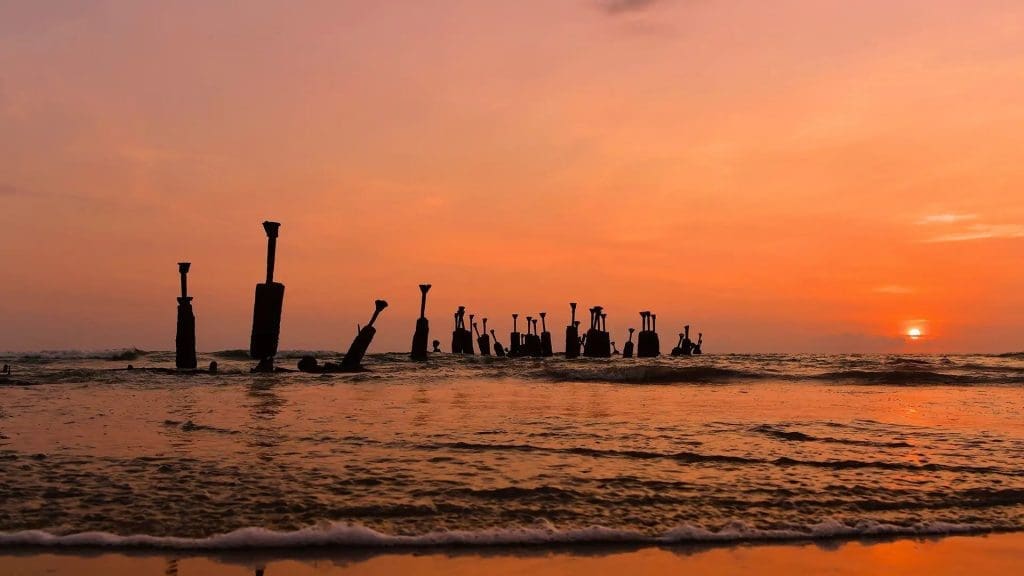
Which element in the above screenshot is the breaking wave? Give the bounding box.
[0,519,991,550]
[538,365,765,384]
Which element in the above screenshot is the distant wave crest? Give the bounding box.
[0,519,989,550]
[538,365,764,384]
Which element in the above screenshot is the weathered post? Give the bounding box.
[583,306,611,358]
[539,312,553,357]
[175,262,197,370]
[564,303,580,359]
[637,311,661,358]
[622,327,635,358]
[672,332,685,356]
[682,325,694,355]
[509,314,521,357]
[410,284,431,361]
[694,332,703,355]
[250,221,284,366]
[341,299,388,371]
[477,318,492,356]
[491,329,506,357]
[463,313,476,355]
[451,307,465,353]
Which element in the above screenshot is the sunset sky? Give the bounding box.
[1,0,1022,353]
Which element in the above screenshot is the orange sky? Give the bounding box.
[1,0,1023,353]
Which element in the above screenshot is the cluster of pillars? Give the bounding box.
[503,313,552,358]
[582,306,612,358]
[175,221,387,373]
[636,311,661,358]
[671,325,703,356]
[175,221,703,369]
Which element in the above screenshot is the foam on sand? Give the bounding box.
[0,519,989,550]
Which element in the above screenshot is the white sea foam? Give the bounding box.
[0,520,990,550]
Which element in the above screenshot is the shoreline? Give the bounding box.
[0,519,1001,551]
[3,532,1024,575]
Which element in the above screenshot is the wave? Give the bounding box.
[433,441,1013,475]
[537,366,1024,386]
[538,366,766,384]
[0,348,152,362]
[0,519,991,550]
[750,425,913,448]
[810,370,1024,385]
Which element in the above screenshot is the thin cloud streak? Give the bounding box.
[598,0,664,15]
[874,285,915,295]
[926,223,1024,243]
[918,213,978,224]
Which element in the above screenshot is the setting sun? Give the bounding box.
[907,328,923,339]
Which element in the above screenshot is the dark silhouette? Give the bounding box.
[623,328,635,358]
[464,314,476,355]
[341,299,387,371]
[208,361,218,374]
[410,284,431,361]
[523,316,542,357]
[490,329,506,357]
[637,311,661,357]
[694,332,704,354]
[524,313,540,354]
[476,318,492,355]
[297,355,320,372]
[673,325,695,355]
[175,262,198,370]
[452,308,474,354]
[250,221,284,365]
[682,325,694,355]
[539,312,553,357]
[432,339,441,353]
[509,313,522,357]
[1,364,9,375]
[565,303,580,359]
[672,332,685,356]
[611,341,620,355]
[583,306,611,357]
[451,307,467,353]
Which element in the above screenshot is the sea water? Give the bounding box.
[1,351,1023,548]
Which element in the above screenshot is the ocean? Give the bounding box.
[1,350,1023,550]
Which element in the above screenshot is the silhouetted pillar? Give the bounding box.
[637,311,660,358]
[451,307,465,353]
[509,314,521,357]
[463,314,476,355]
[410,284,431,361]
[341,299,387,370]
[694,332,703,355]
[623,328,635,358]
[672,333,685,356]
[564,303,580,359]
[539,312,553,357]
[491,330,506,357]
[682,325,694,355]
[175,262,197,370]
[651,314,660,356]
[477,318,492,355]
[583,306,611,358]
[250,221,284,364]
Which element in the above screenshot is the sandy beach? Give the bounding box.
[3,533,1024,575]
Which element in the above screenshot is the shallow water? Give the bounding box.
[1,351,1024,548]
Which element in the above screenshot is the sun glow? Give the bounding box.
[907,328,923,340]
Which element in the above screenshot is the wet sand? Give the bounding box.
[3,533,1024,576]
